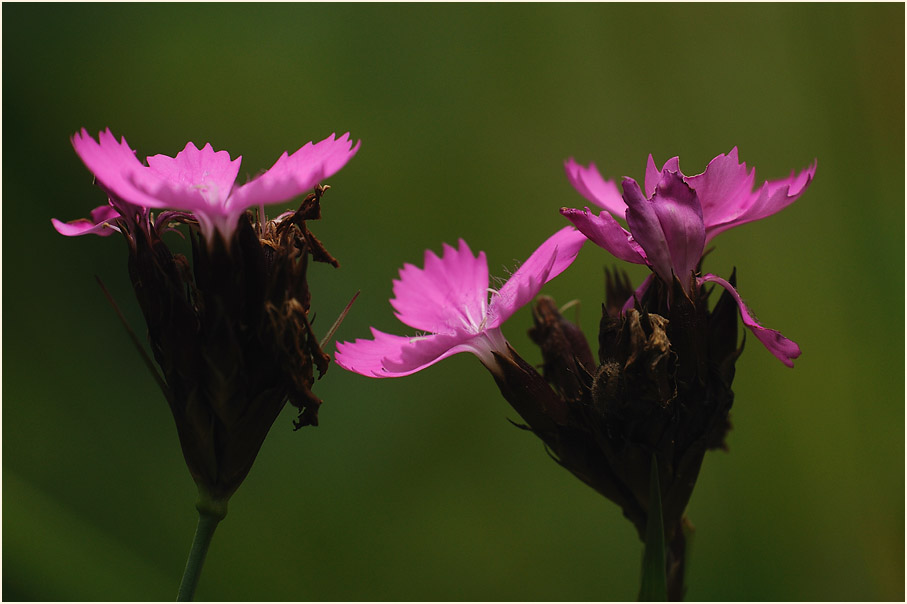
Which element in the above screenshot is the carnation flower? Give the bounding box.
[58,128,359,243]
[335,227,586,377]
[561,149,815,367]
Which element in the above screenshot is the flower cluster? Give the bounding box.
[55,129,359,505]
[336,147,814,598]
[57,128,814,599]
[337,148,813,379]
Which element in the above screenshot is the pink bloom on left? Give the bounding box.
[53,128,360,242]
[335,227,586,377]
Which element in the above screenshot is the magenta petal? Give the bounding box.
[560,206,645,265]
[144,142,242,211]
[390,239,489,333]
[644,155,680,198]
[645,155,660,198]
[72,130,237,239]
[229,133,360,211]
[684,148,756,240]
[622,177,675,284]
[564,158,626,217]
[623,173,705,290]
[700,274,801,367]
[663,157,680,173]
[334,328,478,377]
[131,143,243,241]
[488,226,587,327]
[71,129,168,210]
[708,159,817,240]
[649,171,705,287]
[51,204,121,237]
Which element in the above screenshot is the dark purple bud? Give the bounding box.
[528,296,595,404]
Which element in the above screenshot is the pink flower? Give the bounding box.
[562,147,815,246]
[561,149,815,367]
[335,227,587,377]
[62,128,360,242]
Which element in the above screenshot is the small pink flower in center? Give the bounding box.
[335,227,586,377]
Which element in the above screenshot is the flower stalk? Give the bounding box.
[177,493,228,601]
[639,455,667,602]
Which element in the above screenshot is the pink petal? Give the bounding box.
[700,274,801,367]
[564,158,626,217]
[71,129,169,209]
[72,130,239,240]
[51,204,121,237]
[707,159,817,240]
[129,143,243,241]
[228,133,360,211]
[560,206,645,265]
[488,226,587,327]
[645,155,680,198]
[623,173,704,291]
[144,142,242,211]
[390,239,489,334]
[334,327,478,378]
[649,171,705,288]
[683,148,756,241]
[622,177,675,284]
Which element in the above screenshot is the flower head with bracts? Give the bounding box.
[54,129,359,600]
[497,148,814,599]
[561,148,815,367]
[335,147,814,601]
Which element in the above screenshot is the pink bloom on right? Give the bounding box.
[561,148,816,367]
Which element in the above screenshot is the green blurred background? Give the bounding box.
[3,3,903,601]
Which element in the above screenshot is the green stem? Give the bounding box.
[639,455,667,602]
[177,495,228,601]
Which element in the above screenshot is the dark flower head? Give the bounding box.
[55,129,359,504]
[492,272,741,544]
[115,187,340,502]
[487,149,815,593]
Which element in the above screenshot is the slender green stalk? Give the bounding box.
[639,455,667,602]
[177,495,228,601]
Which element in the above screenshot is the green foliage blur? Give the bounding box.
[3,3,903,601]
